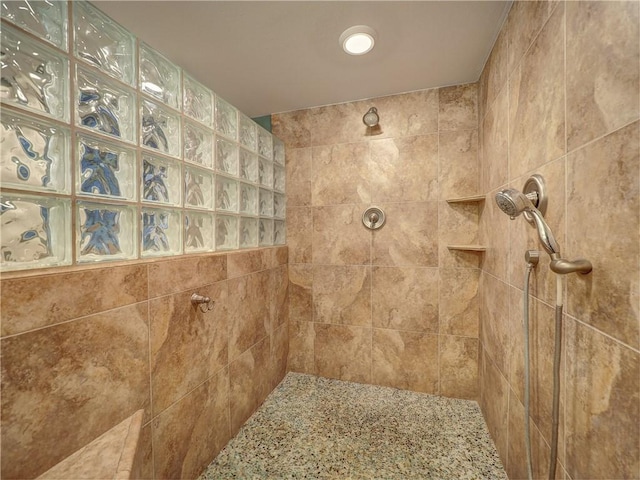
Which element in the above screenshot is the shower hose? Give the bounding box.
[523,260,562,480]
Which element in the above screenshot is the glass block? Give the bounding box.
[1,0,68,51]
[76,133,136,202]
[239,148,259,183]
[259,188,273,217]
[274,164,286,193]
[214,96,237,140]
[215,136,238,176]
[0,193,71,271]
[238,113,257,152]
[184,121,213,168]
[183,74,212,126]
[215,214,238,250]
[259,157,274,188]
[239,182,258,215]
[73,1,136,85]
[215,175,238,213]
[139,42,181,109]
[274,220,286,245]
[184,211,214,253]
[274,192,286,219]
[141,154,182,207]
[1,24,69,121]
[141,99,181,158]
[1,110,70,194]
[259,218,273,247]
[273,137,285,165]
[184,165,213,210]
[239,217,258,249]
[141,207,182,257]
[77,201,137,263]
[257,126,273,159]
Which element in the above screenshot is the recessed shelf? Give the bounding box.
[446,195,485,204]
[447,245,487,252]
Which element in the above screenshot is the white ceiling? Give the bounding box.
[94,1,511,118]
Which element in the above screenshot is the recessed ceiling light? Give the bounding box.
[339,25,377,56]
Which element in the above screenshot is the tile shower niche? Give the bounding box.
[0,0,286,272]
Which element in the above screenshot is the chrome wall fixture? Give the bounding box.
[362,206,385,230]
[362,107,379,127]
[191,293,215,312]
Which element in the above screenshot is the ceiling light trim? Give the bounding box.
[339,25,377,56]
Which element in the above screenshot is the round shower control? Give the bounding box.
[362,206,385,230]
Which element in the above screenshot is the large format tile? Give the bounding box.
[288,264,312,323]
[481,88,508,193]
[0,265,147,336]
[371,266,438,332]
[152,369,230,480]
[479,272,510,377]
[312,204,371,265]
[439,268,479,337]
[439,201,482,269]
[314,323,371,383]
[439,83,478,132]
[287,320,315,374]
[271,323,289,389]
[285,147,312,206]
[508,4,565,180]
[479,347,509,470]
[148,255,227,298]
[372,328,439,394]
[439,335,478,400]
[1,303,150,479]
[286,206,313,264]
[312,142,370,205]
[479,27,508,120]
[150,282,228,416]
[566,122,639,349]
[373,89,439,139]
[369,134,438,203]
[227,250,268,279]
[438,130,478,200]
[272,110,312,149]
[372,202,438,267]
[566,0,639,151]
[270,265,289,332]
[564,317,640,479]
[313,265,371,327]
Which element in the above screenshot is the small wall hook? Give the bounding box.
[191,293,215,313]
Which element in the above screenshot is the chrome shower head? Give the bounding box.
[363,107,379,127]
[495,188,560,257]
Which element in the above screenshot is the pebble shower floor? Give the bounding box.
[199,373,507,479]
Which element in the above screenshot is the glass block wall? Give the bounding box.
[0,1,286,272]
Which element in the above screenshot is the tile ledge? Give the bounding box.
[37,410,144,480]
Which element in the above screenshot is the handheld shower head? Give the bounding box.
[495,188,560,257]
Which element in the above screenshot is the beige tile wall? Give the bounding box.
[273,84,481,400]
[478,1,639,479]
[0,246,288,479]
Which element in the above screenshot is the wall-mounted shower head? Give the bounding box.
[495,188,560,257]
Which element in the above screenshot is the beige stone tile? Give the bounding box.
[506,0,559,75]
[0,303,150,480]
[372,328,438,394]
[152,369,230,480]
[567,1,639,151]
[479,27,508,119]
[132,424,153,480]
[285,147,312,206]
[310,101,369,146]
[229,338,272,433]
[272,110,312,148]
[228,270,270,361]
[313,265,371,327]
[150,282,228,416]
[509,4,565,179]
[263,245,288,270]
[271,323,289,389]
[439,130,478,200]
[439,268,479,337]
[148,254,226,298]
[479,346,509,470]
[370,134,438,203]
[372,202,438,267]
[438,201,482,269]
[314,323,371,383]
[564,317,640,479]
[440,335,478,400]
[312,142,370,205]
[479,272,510,377]
[227,249,268,278]
[312,204,371,265]
[372,266,438,332]
[479,188,511,282]
[286,206,312,264]
[373,89,439,139]
[481,88,508,192]
[289,264,312,323]
[270,265,289,331]
[439,83,478,132]
[288,320,315,374]
[0,264,147,336]
[566,122,639,349]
